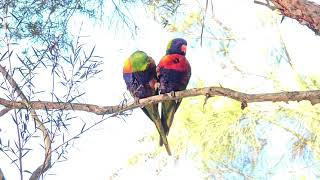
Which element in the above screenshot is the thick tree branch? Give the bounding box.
[255,0,320,35]
[0,168,4,180]
[1,87,320,117]
[0,65,52,180]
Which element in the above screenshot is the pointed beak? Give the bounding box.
[181,44,187,54]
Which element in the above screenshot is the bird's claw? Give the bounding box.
[155,82,160,89]
[134,97,140,105]
[169,91,175,97]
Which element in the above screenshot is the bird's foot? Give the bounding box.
[169,91,175,97]
[155,82,160,90]
[134,97,140,105]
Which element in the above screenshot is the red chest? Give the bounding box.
[157,54,191,72]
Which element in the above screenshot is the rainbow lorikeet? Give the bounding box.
[157,38,191,146]
[123,50,172,155]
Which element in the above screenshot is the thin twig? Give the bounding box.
[278,32,294,68]
[52,113,117,153]
[13,109,23,180]
[254,0,277,11]
[0,107,11,116]
[261,118,320,155]
[200,0,209,46]
[0,65,52,180]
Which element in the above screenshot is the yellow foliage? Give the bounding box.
[256,8,282,26]
[295,73,320,90]
[175,96,249,162]
[277,101,320,157]
[167,11,201,32]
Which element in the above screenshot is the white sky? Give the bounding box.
[1,0,320,179]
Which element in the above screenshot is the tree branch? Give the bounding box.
[1,87,320,117]
[0,168,5,180]
[256,0,320,35]
[0,65,52,180]
[0,107,11,117]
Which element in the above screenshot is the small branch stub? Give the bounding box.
[203,93,212,109]
[241,101,248,110]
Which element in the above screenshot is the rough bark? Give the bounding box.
[258,0,320,35]
[1,87,320,117]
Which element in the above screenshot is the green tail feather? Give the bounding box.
[142,104,172,155]
[159,100,181,146]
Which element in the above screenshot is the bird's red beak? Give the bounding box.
[181,44,187,54]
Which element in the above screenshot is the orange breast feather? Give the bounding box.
[123,58,132,73]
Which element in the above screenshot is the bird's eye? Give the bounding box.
[173,58,179,63]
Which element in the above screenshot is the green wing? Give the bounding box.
[159,100,181,146]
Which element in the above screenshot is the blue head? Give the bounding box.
[166,38,187,56]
